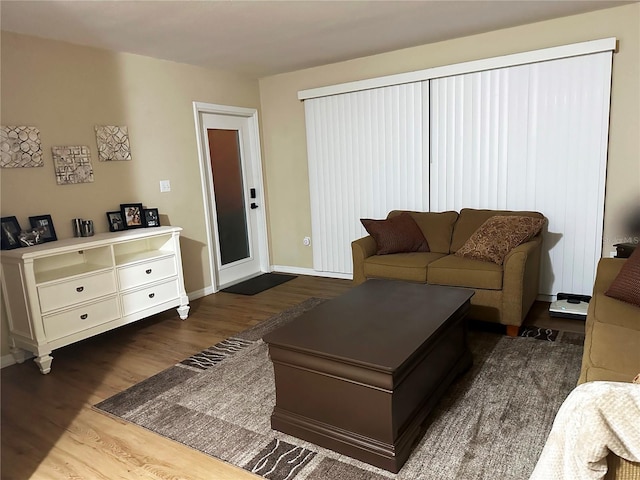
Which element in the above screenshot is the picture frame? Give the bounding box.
[143,208,160,227]
[29,214,57,243]
[18,227,45,247]
[106,211,126,232]
[1,216,22,250]
[120,203,144,229]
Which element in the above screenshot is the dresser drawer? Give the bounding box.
[42,296,120,341]
[38,270,117,314]
[121,279,179,316]
[117,256,177,291]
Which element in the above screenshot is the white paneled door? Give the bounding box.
[194,103,269,290]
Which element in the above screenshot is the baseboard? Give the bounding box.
[537,294,556,302]
[1,353,17,369]
[271,265,352,280]
[188,286,215,301]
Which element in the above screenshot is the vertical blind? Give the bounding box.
[305,82,429,274]
[304,49,612,297]
[430,52,612,295]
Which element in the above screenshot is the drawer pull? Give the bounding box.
[149,293,155,298]
[80,314,88,320]
[146,269,152,274]
[76,286,84,292]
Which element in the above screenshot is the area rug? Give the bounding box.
[221,273,297,295]
[96,299,584,480]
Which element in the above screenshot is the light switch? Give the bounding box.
[159,180,171,193]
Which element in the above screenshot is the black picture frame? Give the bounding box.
[106,211,126,232]
[120,203,144,229]
[143,208,160,227]
[29,215,57,243]
[1,216,22,250]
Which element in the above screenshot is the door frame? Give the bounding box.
[193,101,269,292]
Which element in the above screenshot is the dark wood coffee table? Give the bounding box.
[263,279,474,473]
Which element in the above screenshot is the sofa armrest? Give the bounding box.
[501,236,543,326]
[593,258,626,294]
[351,236,377,285]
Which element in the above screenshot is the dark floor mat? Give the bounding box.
[221,273,297,295]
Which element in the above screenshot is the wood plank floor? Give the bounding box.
[1,276,584,480]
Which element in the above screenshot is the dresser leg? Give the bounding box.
[34,354,53,374]
[177,304,190,320]
[10,347,32,364]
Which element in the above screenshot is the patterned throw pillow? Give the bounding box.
[360,213,430,255]
[455,215,545,265]
[606,247,640,307]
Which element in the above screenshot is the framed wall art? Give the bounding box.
[52,145,94,184]
[1,126,44,168]
[95,125,132,161]
[120,203,143,229]
[29,215,57,243]
[1,216,22,250]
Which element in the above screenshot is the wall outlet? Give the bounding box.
[303,236,311,246]
[609,250,617,258]
[159,180,171,193]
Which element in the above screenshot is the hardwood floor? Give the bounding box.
[0,276,583,479]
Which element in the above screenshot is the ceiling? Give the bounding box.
[0,0,632,77]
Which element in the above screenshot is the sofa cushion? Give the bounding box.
[427,254,503,290]
[388,210,458,254]
[450,208,544,253]
[588,321,640,378]
[605,248,640,307]
[582,367,639,384]
[361,213,429,255]
[593,292,640,331]
[364,252,446,282]
[455,215,545,265]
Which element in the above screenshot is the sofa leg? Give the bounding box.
[505,325,519,337]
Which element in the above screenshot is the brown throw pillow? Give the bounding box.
[455,215,545,265]
[360,213,429,255]
[606,247,640,307]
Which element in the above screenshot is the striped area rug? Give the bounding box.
[96,299,583,480]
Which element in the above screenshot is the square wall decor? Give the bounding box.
[95,125,132,161]
[0,126,44,168]
[52,145,94,184]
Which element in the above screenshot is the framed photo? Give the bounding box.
[29,215,57,243]
[120,203,143,229]
[1,216,22,250]
[106,211,126,232]
[18,228,45,247]
[143,208,160,227]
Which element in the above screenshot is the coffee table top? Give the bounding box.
[263,279,473,372]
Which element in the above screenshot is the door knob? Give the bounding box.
[250,203,259,209]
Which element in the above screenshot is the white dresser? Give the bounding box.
[1,226,189,374]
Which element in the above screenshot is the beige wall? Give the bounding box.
[259,3,640,269]
[0,32,261,357]
[2,5,639,360]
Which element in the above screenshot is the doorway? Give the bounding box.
[193,102,268,290]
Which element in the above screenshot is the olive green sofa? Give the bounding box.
[578,257,640,480]
[351,208,545,335]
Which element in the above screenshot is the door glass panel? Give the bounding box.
[207,129,250,265]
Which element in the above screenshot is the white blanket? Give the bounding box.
[530,381,640,480]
